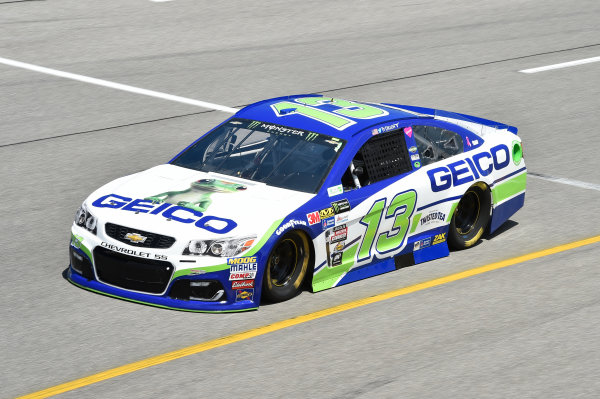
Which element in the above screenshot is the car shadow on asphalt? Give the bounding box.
[484,219,519,241]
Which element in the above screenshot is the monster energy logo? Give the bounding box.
[306,132,318,141]
[247,121,260,129]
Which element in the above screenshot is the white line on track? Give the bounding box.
[519,56,600,73]
[0,56,238,113]
[529,173,600,192]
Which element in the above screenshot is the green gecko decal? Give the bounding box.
[146,178,246,212]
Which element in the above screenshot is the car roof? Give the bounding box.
[234,94,431,139]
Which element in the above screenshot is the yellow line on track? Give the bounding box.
[17,234,600,399]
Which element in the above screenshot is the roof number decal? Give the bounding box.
[271,97,388,131]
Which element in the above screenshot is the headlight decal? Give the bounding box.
[74,204,98,235]
[184,236,256,257]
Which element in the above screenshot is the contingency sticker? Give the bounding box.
[327,184,343,197]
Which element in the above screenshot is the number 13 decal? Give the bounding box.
[357,190,417,262]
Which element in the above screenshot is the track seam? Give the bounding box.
[1,42,598,149]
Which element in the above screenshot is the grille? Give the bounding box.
[105,223,176,249]
[94,247,174,294]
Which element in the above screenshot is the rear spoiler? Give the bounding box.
[381,103,519,136]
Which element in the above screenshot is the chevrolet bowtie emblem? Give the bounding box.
[124,232,147,243]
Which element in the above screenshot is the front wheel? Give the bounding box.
[262,230,310,302]
[448,183,491,250]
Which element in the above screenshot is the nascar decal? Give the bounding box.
[228,256,258,280]
[92,194,237,234]
[414,237,431,251]
[428,144,510,192]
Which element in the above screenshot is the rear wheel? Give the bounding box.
[262,230,310,302]
[448,183,491,250]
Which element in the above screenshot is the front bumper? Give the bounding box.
[69,226,261,312]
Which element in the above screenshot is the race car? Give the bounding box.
[68,95,526,312]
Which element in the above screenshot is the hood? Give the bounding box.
[85,164,314,240]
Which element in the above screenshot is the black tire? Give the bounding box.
[448,183,491,250]
[262,230,310,302]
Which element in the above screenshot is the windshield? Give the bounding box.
[171,119,345,193]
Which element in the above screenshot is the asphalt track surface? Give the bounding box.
[1,1,599,398]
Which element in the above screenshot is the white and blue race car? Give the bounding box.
[69,95,526,312]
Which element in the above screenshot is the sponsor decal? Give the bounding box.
[334,212,349,226]
[319,207,335,219]
[276,219,307,235]
[473,139,479,145]
[247,121,261,129]
[230,272,257,281]
[404,126,413,138]
[466,136,472,147]
[330,251,343,266]
[331,199,351,214]
[306,211,321,225]
[409,146,418,153]
[322,217,335,229]
[420,211,446,227]
[306,132,319,141]
[124,232,147,244]
[414,161,421,168]
[372,122,400,135]
[92,194,237,235]
[235,289,254,302]
[232,280,254,290]
[433,233,446,245]
[329,224,347,243]
[413,237,431,251]
[190,269,206,275]
[228,257,258,280]
[334,242,344,251]
[71,234,83,249]
[99,242,167,260]
[327,184,343,197]
[427,144,510,192]
[410,154,420,161]
[260,123,306,137]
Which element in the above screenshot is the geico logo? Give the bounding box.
[227,257,257,265]
[427,144,510,192]
[91,194,237,234]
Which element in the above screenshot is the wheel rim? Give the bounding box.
[454,190,481,235]
[268,238,299,287]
